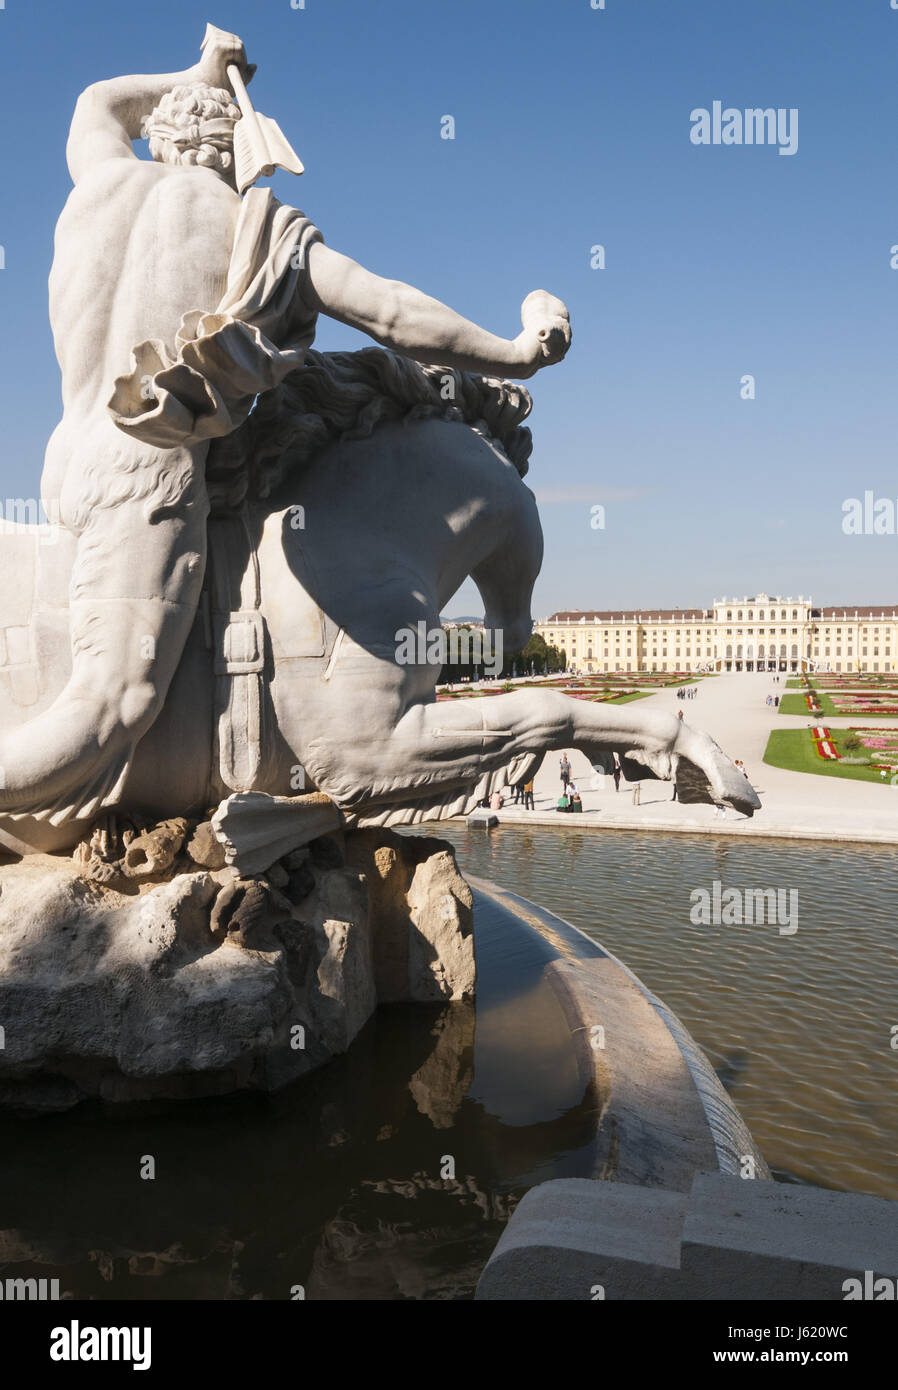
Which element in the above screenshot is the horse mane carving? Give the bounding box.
[206,347,534,513]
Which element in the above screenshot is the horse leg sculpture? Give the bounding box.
[343,688,760,814]
[213,687,759,872]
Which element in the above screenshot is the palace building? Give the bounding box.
[534,594,898,675]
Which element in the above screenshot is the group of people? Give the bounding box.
[482,777,535,812]
[557,753,584,812]
[765,694,780,708]
[677,686,697,701]
[481,743,749,822]
[512,779,536,810]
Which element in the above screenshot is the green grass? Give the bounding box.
[763,729,895,784]
[786,676,897,692]
[778,689,898,719]
[778,693,816,715]
[603,691,654,704]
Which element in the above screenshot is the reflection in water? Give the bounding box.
[0,893,596,1300]
[421,824,898,1200]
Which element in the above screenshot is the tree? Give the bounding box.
[500,632,564,678]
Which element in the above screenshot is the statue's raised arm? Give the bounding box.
[65,25,253,183]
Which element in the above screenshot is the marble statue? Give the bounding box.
[0,21,758,861]
[0,23,761,1105]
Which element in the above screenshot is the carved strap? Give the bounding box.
[206,511,268,792]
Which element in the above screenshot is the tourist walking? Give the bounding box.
[612,758,622,792]
[560,754,572,791]
[523,778,535,810]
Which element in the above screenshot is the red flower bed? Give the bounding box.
[811,726,838,759]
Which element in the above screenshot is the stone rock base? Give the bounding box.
[0,825,474,1111]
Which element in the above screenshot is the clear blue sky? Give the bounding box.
[1,0,896,618]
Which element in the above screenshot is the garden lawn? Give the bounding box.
[778,693,817,715]
[778,690,898,719]
[763,729,896,784]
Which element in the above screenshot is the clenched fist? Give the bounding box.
[198,22,255,91]
[514,290,572,376]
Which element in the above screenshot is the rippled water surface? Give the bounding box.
[0,892,596,1301]
[423,824,898,1199]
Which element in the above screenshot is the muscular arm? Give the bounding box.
[65,26,251,184]
[303,242,567,381]
[66,64,206,183]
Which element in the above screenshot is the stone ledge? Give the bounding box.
[469,877,768,1191]
[477,1172,898,1300]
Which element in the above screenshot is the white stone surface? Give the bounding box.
[0,23,575,840]
[477,1172,898,1300]
[0,828,473,1109]
[0,26,764,874]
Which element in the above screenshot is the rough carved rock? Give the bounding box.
[122,817,189,880]
[345,828,475,1002]
[186,819,227,870]
[0,828,475,1110]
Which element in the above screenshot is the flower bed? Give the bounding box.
[828,694,898,716]
[809,724,898,771]
[811,726,839,759]
[848,727,898,766]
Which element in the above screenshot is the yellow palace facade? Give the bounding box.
[535,594,898,675]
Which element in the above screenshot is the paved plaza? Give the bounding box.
[489,673,898,843]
